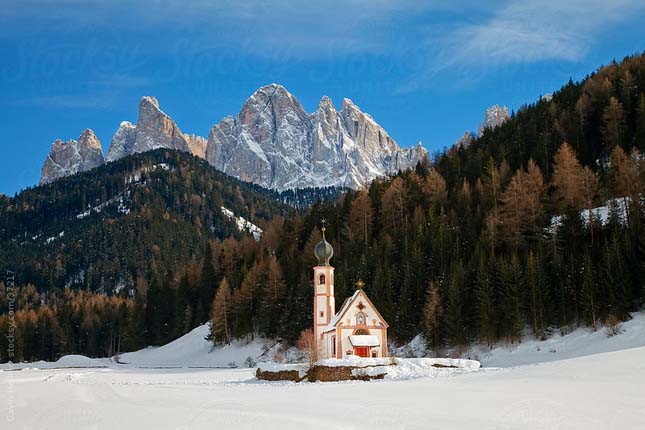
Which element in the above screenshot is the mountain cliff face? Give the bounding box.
[40,85,428,190]
[206,84,428,190]
[39,129,105,185]
[105,96,200,162]
[478,104,510,137]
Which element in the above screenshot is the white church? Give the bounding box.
[313,223,389,359]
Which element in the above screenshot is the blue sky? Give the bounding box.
[1,0,644,195]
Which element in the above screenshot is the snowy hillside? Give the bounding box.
[396,311,645,367]
[118,324,271,368]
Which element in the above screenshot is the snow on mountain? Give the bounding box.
[41,86,427,189]
[546,197,631,234]
[206,84,429,190]
[39,129,105,185]
[106,96,205,162]
[478,104,510,137]
[105,121,136,162]
[221,206,263,240]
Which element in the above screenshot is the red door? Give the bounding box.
[354,347,370,357]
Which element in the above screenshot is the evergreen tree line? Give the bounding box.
[2,52,645,362]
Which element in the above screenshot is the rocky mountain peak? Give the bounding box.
[105,96,205,162]
[478,104,510,136]
[40,129,105,185]
[140,96,160,110]
[40,86,428,191]
[78,129,102,150]
[207,84,428,190]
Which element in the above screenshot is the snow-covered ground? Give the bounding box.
[472,312,645,367]
[396,311,645,368]
[117,324,269,368]
[1,347,644,429]
[2,314,645,429]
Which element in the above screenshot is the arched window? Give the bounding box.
[319,274,326,285]
[354,328,369,335]
[356,312,366,326]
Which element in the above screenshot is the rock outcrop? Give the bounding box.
[206,84,429,190]
[42,86,428,190]
[40,129,105,185]
[478,104,510,137]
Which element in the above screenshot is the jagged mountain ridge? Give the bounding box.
[207,84,428,190]
[39,85,429,190]
[39,129,105,185]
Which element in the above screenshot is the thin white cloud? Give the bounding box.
[0,0,459,58]
[405,0,645,89]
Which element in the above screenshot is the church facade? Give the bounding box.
[313,224,389,360]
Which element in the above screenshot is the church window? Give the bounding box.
[332,336,336,356]
[319,274,326,285]
[356,312,366,325]
[354,328,368,335]
[320,311,324,318]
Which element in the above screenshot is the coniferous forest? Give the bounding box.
[2,52,645,362]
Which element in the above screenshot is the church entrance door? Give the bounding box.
[354,347,370,357]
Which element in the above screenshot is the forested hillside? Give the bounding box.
[2,53,645,363]
[205,52,645,349]
[0,149,292,292]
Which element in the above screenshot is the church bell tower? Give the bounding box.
[313,220,335,344]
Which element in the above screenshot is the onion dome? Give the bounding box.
[314,224,334,266]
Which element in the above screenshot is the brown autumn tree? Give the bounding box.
[296,328,318,365]
[233,259,265,338]
[347,190,373,244]
[259,255,287,338]
[209,277,232,345]
[552,142,586,212]
[498,160,545,239]
[423,283,443,356]
[422,169,448,206]
[602,96,625,150]
[381,177,407,233]
[609,146,639,198]
[581,166,599,241]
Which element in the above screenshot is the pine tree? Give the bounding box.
[208,277,232,345]
[233,259,264,338]
[259,256,286,339]
[499,256,523,342]
[422,282,443,355]
[346,191,374,245]
[602,96,625,151]
[444,261,467,346]
[422,169,448,208]
[525,251,545,339]
[552,142,586,213]
[197,243,217,324]
[475,256,496,346]
[581,253,598,330]
[498,160,544,240]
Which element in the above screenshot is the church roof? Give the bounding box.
[349,335,380,347]
[323,288,389,333]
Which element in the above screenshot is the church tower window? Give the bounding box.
[319,274,325,285]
